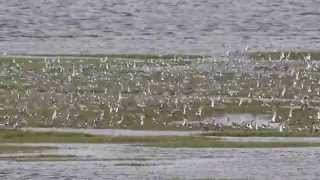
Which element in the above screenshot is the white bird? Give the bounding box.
[106,63,109,70]
[183,104,187,115]
[281,87,286,97]
[304,53,311,61]
[13,122,19,129]
[196,106,203,117]
[306,61,312,70]
[238,98,244,106]
[279,123,284,132]
[133,61,137,69]
[295,72,300,80]
[117,115,124,125]
[308,86,312,93]
[67,75,72,82]
[280,52,285,61]
[289,107,293,119]
[210,98,215,108]
[114,106,119,113]
[71,63,76,75]
[182,118,188,127]
[118,92,123,103]
[26,89,30,96]
[247,91,251,98]
[66,112,70,121]
[256,79,260,88]
[293,81,297,88]
[272,111,277,123]
[140,114,145,127]
[52,109,57,121]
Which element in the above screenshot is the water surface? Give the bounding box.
[1,0,320,55]
[1,143,320,179]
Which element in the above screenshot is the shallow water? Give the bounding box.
[1,0,320,55]
[1,143,320,179]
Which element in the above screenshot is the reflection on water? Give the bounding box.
[1,143,320,179]
[1,0,320,54]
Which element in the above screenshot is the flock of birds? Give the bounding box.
[0,53,320,132]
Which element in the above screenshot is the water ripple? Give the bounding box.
[0,0,319,54]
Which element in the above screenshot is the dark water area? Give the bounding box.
[1,0,320,55]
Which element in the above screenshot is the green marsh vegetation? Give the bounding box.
[1,129,320,148]
[0,129,113,143]
[202,130,320,137]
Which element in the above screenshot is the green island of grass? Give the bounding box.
[2,129,320,148]
[201,130,320,137]
[0,129,113,143]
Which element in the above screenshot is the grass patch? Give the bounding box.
[1,130,320,148]
[0,129,112,143]
[202,130,320,137]
[5,54,207,60]
[0,129,215,144]
[0,144,55,154]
